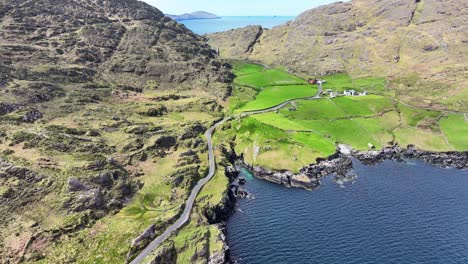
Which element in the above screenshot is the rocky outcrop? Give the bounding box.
[241,153,353,191]
[65,168,139,213]
[300,153,354,179]
[152,135,177,150]
[21,109,43,123]
[149,241,177,264]
[0,102,21,115]
[242,145,466,191]
[250,165,319,190]
[209,25,264,59]
[208,224,230,264]
[353,145,468,169]
[180,123,206,140]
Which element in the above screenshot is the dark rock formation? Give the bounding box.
[208,25,264,59]
[22,109,43,123]
[208,224,230,264]
[65,168,139,213]
[0,102,21,115]
[149,241,177,264]
[243,145,466,191]
[142,105,168,117]
[152,135,177,150]
[180,123,206,140]
[131,224,156,248]
[353,145,468,169]
[250,165,319,190]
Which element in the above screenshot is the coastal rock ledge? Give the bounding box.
[240,145,467,191]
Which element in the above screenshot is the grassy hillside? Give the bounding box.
[228,63,468,172]
[208,0,468,111]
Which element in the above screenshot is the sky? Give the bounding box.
[143,0,340,16]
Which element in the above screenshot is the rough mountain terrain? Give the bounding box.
[0,0,232,262]
[208,0,468,111]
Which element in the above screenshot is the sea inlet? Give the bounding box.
[227,159,468,264]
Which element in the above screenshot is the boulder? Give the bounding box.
[153,135,177,149]
[22,109,43,123]
[68,178,89,192]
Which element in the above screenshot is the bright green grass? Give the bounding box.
[440,114,468,150]
[232,117,328,171]
[252,113,379,150]
[232,61,265,76]
[292,119,380,150]
[229,85,258,112]
[333,95,395,116]
[352,112,401,145]
[321,74,354,92]
[196,168,229,207]
[290,132,336,156]
[235,69,306,89]
[331,97,375,116]
[229,62,466,173]
[172,221,209,264]
[237,85,316,112]
[280,99,348,120]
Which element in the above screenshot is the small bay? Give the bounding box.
[227,160,468,264]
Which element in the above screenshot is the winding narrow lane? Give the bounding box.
[130,84,322,264]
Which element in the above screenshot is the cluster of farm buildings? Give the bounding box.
[308,79,368,98]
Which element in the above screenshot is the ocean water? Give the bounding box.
[227,160,468,264]
[180,16,295,35]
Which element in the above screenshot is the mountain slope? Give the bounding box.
[0,0,232,99]
[208,0,468,110]
[0,0,231,262]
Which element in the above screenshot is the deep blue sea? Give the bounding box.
[179,16,295,35]
[227,160,468,264]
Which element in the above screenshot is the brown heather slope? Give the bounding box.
[0,0,233,262]
[208,0,468,111]
[0,0,232,98]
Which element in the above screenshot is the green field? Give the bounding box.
[230,62,316,113]
[320,74,387,94]
[235,69,305,88]
[440,114,468,150]
[238,85,316,112]
[228,63,468,171]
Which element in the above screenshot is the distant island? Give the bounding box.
[166,11,220,21]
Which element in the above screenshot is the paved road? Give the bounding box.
[130,84,322,264]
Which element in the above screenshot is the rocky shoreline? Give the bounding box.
[238,145,467,191]
[204,144,468,263]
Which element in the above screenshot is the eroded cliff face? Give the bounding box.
[208,0,468,110]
